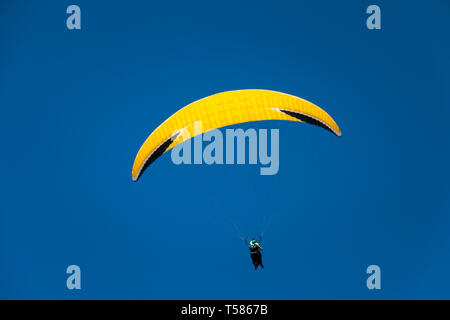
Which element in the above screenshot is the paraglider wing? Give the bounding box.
[132,89,341,181]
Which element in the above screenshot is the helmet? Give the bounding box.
[250,239,256,245]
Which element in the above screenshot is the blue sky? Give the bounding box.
[1,0,449,299]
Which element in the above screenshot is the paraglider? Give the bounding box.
[131,89,341,181]
[131,89,342,270]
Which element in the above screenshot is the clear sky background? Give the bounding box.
[1,0,449,299]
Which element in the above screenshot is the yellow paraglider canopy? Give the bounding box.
[132,89,341,181]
